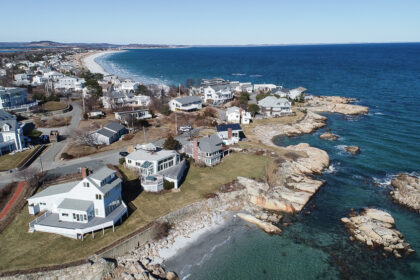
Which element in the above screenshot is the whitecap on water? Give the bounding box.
[232,73,246,76]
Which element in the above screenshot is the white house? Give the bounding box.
[216,124,243,145]
[0,110,25,155]
[115,109,152,124]
[226,106,252,124]
[101,92,151,109]
[169,96,202,112]
[14,74,33,86]
[92,122,128,145]
[54,76,85,91]
[289,87,307,100]
[118,79,139,93]
[125,145,187,191]
[27,166,127,239]
[43,71,65,81]
[0,87,37,111]
[31,75,46,86]
[258,96,292,117]
[203,86,234,104]
[0,69,6,76]
[254,84,277,93]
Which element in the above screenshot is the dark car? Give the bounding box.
[119,152,129,157]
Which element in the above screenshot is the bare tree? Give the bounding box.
[16,167,47,189]
[72,128,98,149]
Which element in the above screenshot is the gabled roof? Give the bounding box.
[104,122,126,132]
[89,166,115,181]
[57,198,92,212]
[216,124,242,132]
[126,148,177,162]
[29,181,77,199]
[198,134,223,153]
[95,127,116,138]
[173,96,202,105]
[258,96,290,108]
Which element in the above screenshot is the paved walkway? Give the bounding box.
[0,181,25,219]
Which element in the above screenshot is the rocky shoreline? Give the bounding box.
[341,208,414,258]
[390,174,420,212]
[252,95,369,146]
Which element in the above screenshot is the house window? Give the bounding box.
[84,214,87,220]
[96,194,102,200]
[84,182,90,187]
[73,213,76,219]
[62,213,68,217]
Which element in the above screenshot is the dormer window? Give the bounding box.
[83,182,90,187]
[2,124,11,132]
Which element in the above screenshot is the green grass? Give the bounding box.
[0,148,36,171]
[0,152,270,272]
[24,129,42,139]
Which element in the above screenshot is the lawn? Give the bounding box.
[0,148,36,172]
[0,152,270,272]
[42,101,67,111]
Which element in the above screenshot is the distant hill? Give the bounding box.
[0,41,186,49]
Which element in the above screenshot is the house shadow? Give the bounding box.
[121,177,142,214]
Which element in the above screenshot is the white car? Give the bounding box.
[180,125,192,132]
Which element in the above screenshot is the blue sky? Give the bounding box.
[1,0,419,45]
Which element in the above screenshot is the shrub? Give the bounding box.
[119,157,126,165]
[163,135,180,150]
[163,180,175,190]
[123,134,134,141]
[160,104,171,116]
[61,152,74,160]
[153,222,172,241]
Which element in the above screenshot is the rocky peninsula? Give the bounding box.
[390,174,420,212]
[306,96,369,115]
[341,208,414,258]
[252,95,369,146]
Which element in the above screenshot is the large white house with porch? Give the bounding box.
[27,167,127,239]
[258,96,292,117]
[125,144,187,192]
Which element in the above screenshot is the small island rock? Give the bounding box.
[345,146,361,155]
[320,132,339,140]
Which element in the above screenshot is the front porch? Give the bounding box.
[28,202,128,240]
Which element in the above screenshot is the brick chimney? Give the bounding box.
[82,167,89,179]
[193,140,198,161]
[228,128,232,139]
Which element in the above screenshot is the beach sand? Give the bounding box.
[82,50,124,75]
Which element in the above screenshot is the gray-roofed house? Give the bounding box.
[92,122,128,145]
[0,109,25,155]
[258,96,292,117]
[169,96,202,112]
[27,166,127,239]
[183,134,228,166]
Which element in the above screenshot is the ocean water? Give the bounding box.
[99,44,420,279]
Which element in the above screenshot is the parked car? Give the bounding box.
[119,152,129,157]
[180,125,192,132]
[40,134,49,143]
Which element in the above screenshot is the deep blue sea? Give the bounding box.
[98,44,420,279]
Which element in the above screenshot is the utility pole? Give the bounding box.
[39,155,43,172]
[175,113,178,135]
[82,93,86,113]
[143,126,146,143]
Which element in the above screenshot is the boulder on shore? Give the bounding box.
[345,146,360,155]
[341,208,414,258]
[390,174,420,212]
[237,213,282,235]
[320,132,339,140]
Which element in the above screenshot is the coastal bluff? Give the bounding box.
[238,143,329,213]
